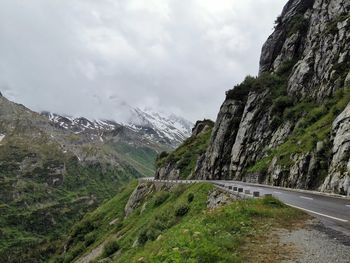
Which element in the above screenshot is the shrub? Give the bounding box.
[187,193,194,203]
[102,240,120,257]
[71,220,96,241]
[84,232,97,247]
[271,96,293,114]
[137,226,162,245]
[226,76,255,100]
[175,204,190,217]
[287,14,309,36]
[153,192,170,207]
[137,229,149,245]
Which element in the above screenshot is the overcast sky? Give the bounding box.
[0,0,287,122]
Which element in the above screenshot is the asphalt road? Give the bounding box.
[143,178,350,236]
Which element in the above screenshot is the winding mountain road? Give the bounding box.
[143,178,350,237]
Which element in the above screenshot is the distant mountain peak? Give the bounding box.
[42,107,193,148]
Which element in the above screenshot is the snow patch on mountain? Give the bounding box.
[42,108,193,148]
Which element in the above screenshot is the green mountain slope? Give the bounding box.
[0,95,162,262]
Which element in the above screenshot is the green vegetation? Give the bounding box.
[156,126,213,179]
[0,135,146,262]
[248,88,350,178]
[103,240,120,257]
[111,142,158,177]
[56,182,306,263]
[287,14,309,36]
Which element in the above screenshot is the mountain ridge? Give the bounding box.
[42,107,193,149]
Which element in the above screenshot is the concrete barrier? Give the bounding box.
[244,190,251,195]
[233,187,238,191]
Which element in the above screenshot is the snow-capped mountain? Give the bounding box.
[126,108,193,147]
[42,108,193,148]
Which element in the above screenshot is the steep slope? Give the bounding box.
[155,120,214,180]
[0,94,165,262]
[52,181,305,263]
[193,0,350,195]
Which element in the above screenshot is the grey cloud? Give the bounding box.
[0,0,287,122]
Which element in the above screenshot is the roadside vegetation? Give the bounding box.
[54,182,306,263]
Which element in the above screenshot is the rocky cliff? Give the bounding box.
[194,0,350,196]
[158,0,350,196]
[155,120,214,180]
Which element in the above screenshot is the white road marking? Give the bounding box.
[286,203,348,223]
[346,205,350,208]
[273,191,282,194]
[300,196,313,200]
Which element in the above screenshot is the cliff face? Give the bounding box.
[155,120,214,180]
[193,0,350,196]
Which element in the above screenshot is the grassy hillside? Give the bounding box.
[0,134,145,262]
[55,181,306,263]
[0,96,160,262]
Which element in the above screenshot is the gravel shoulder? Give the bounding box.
[279,219,350,263]
[242,219,350,263]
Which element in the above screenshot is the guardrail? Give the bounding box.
[139,178,272,199]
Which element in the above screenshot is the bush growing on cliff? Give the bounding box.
[175,203,190,217]
[271,96,294,114]
[102,240,120,257]
[187,193,195,203]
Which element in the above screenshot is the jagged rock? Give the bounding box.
[262,0,350,101]
[269,121,294,148]
[345,71,350,86]
[322,102,350,195]
[207,189,235,209]
[192,119,214,137]
[194,94,247,180]
[124,183,154,217]
[155,163,180,180]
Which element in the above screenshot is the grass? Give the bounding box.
[57,182,306,263]
[0,134,144,262]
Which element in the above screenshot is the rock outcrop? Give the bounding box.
[191,0,350,196]
[155,120,214,180]
[321,102,350,195]
[124,183,154,217]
